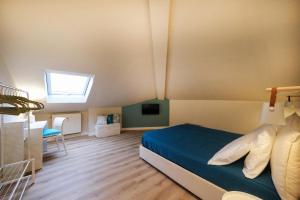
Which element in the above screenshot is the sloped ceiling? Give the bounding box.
[0,56,13,85]
[0,0,156,112]
[166,0,300,101]
[0,0,300,112]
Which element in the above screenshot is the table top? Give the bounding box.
[30,120,47,130]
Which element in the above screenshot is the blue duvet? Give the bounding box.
[141,124,280,200]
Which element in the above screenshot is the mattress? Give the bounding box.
[141,124,280,200]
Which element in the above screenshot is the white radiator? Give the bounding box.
[52,113,81,135]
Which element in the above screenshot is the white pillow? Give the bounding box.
[271,114,300,200]
[96,116,107,125]
[207,126,264,165]
[284,102,300,118]
[285,113,300,132]
[242,125,276,179]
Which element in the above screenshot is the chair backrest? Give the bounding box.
[52,117,66,134]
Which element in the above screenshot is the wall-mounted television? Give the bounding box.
[142,104,159,115]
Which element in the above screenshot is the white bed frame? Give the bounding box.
[139,145,226,200]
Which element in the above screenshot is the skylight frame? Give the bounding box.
[44,70,94,103]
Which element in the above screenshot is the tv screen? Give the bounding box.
[142,104,159,115]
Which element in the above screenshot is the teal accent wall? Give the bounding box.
[122,99,169,128]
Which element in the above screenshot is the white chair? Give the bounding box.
[43,117,67,154]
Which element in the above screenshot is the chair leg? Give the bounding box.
[43,138,48,153]
[56,136,60,151]
[61,134,67,155]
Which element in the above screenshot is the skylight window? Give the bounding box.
[45,70,94,103]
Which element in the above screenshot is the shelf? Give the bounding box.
[0,176,30,200]
[0,160,31,200]
[0,84,35,200]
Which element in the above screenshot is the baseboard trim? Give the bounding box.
[121,126,168,131]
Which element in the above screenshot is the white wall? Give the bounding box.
[170,100,264,134]
[0,57,14,86]
[34,106,121,135]
[35,111,89,134]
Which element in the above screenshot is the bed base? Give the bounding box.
[139,145,226,200]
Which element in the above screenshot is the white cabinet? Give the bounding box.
[95,123,121,138]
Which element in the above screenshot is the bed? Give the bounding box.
[139,124,280,200]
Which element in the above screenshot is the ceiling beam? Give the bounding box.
[149,0,170,100]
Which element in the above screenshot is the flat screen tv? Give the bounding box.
[142,104,159,115]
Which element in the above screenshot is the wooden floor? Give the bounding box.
[24,131,198,200]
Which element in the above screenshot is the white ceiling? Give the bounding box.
[0,0,300,112]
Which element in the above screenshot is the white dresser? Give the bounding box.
[95,123,121,138]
